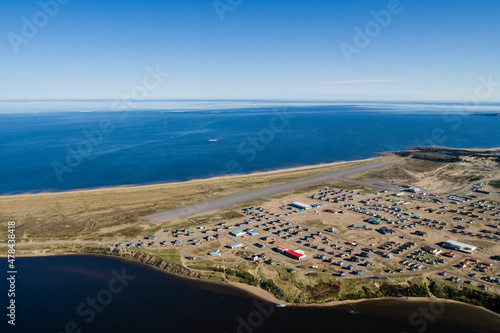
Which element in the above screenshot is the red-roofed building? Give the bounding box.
[277,246,288,254]
[285,249,306,260]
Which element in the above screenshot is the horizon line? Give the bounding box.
[1,99,500,105]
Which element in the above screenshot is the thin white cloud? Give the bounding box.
[318,78,398,84]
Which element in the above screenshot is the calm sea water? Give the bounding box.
[1,255,499,333]
[0,106,499,194]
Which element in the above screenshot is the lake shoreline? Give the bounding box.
[6,252,500,318]
[2,146,499,318]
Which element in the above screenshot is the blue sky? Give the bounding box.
[1,0,500,101]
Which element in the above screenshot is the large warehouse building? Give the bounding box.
[443,240,476,254]
[229,230,246,237]
[291,202,312,210]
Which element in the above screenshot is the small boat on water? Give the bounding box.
[275,304,287,308]
[208,139,218,142]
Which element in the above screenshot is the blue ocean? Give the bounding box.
[1,103,499,194]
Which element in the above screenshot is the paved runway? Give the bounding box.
[146,161,391,222]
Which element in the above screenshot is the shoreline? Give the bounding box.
[2,146,499,316]
[213,280,500,318]
[2,145,499,199]
[6,252,500,317]
[0,156,380,198]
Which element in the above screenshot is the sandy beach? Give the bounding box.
[2,147,499,317]
[0,157,379,199]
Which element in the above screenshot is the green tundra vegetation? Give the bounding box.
[429,279,500,314]
[395,147,500,164]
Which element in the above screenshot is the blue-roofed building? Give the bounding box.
[229,230,246,237]
[227,242,243,249]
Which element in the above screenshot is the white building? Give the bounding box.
[227,242,243,249]
[229,230,246,237]
[209,250,221,257]
[443,240,476,254]
[291,202,312,210]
